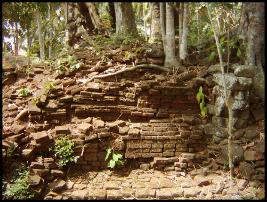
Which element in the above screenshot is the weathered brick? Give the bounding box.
[154,127,167,132]
[152,143,163,149]
[141,143,151,148]
[162,151,174,157]
[142,149,150,153]
[151,148,162,153]
[141,126,153,131]
[164,143,175,149]
[128,128,140,135]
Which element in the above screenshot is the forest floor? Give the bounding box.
[2,42,265,200]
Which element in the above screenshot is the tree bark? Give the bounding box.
[108,2,116,30]
[114,3,137,36]
[85,3,103,32]
[36,11,45,60]
[63,3,69,45]
[179,3,183,57]
[164,3,178,67]
[179,3,189,60]
[14,22,19,56]
[150,3,161,43]
[240,2,265,101]
[48,3,53,59]
[160,3,166,52]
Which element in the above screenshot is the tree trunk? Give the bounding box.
[178,3,183,58]
[179,3,189,60]
[160,2,166,52]
[27,31,31,67]
[240,2,265,101]
[14,22,19,56]
[114,3,137,36]
[85,3,103,32]
[36,11,45,60]
[63,3,69,45]
[108,2,116,30]
[150,3,161,43]
[164,3,178,67]
[48,3,53,59]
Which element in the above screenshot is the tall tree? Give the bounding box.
[108,2,116,30]
[160,3,166,52]
[150,3,161,43]
[239,2,265,101]
[178,3,183,55]
[85,3,103,32]
[114,3,137,35]
[48,2,53,58]
[36,9,45,60]
[179,3,189,61]
[164,2,178,67]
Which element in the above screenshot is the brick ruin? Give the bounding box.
[24,69,209,174]
[3,61,264,198]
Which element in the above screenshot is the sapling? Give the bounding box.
[207,3,235,179]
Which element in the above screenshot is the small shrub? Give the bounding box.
[4,167,34,200]
[52,137,77,167]
[17,87,31,97]
[105,148,124,169]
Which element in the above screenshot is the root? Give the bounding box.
[15,109,28,121]
[86,64,169,83]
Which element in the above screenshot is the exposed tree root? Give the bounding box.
[86,64,169,83]
[15,109,28,121]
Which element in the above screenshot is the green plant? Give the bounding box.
[52,137,77,167]
[196,86,207,118]
[54,55,83,74]
[6,142,18,158]
[17,87,31,97]
[44,81,55,92]
[4,167,34,200]
[105,148,124,169]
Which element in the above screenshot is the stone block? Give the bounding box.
[77,123,93,134]
[55,126,70,134]
[31,131,50,144]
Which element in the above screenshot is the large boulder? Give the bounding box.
[221,143,244,165]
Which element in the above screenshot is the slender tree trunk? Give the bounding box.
[207,4,234,179]
[14,22,19,56]
[63,3,69,45]
[114,2,137,36]
[179,3,183,59]
[143,4,147,40]
[150,3,161,43]
[36,11,45,60]
[180,3,189,60]
[196,7,200,44]
[108,2,116,31]
[164,2,178,67]
[48,3,53,59]
[160,2,166,52]
[27,31,31,67]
